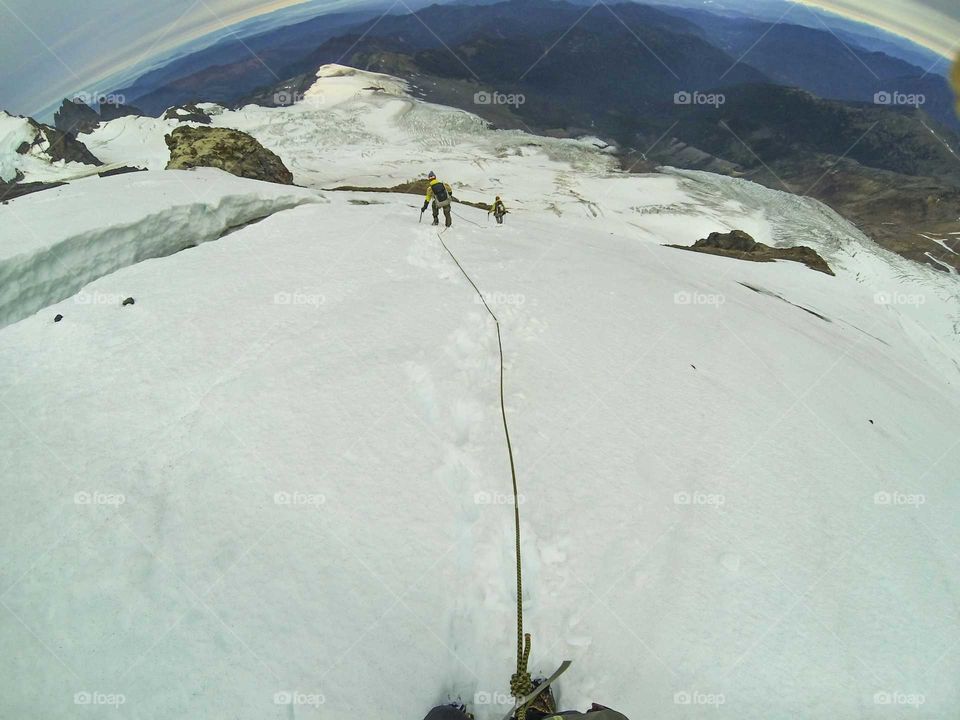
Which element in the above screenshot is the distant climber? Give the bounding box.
[422,171,453,227]
[489,196,507,225]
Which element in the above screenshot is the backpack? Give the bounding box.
[431,181,449,203]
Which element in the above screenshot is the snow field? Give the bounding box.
[1,64,958,720]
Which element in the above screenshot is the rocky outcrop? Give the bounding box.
[53,99,100,137]
[53,97,143,136]
[668,230,835,275]
[26,119,103,166]
[698,229,758,252]
[164,126,293,184]
[162,103,213,124]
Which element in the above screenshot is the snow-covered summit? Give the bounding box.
[1,64,958,720]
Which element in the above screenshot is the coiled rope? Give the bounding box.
[435,230,534,719]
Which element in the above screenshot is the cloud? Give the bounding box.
[0,0,327,115]
[802,0,960,58]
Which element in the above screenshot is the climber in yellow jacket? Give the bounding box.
[421,171,453,227]
[489,196,507,225]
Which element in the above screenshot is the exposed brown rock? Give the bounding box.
[165,126,293,184]
[668,230,835,275]
[328,179,489,210]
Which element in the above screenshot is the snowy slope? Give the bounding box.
[1,65,959,720]
[0,168,321,328]
[83,65,960,364]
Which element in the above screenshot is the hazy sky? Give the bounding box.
[0,0,957,116]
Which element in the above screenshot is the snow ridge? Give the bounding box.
[0,168,321,327]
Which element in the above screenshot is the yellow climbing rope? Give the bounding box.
[435,230,533,719]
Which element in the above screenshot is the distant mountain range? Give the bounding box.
[110,0,954,123]
[652,0,951,73]
[665,7,958,130]
[112,10,382,114]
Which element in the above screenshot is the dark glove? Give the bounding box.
[421,202,428,212]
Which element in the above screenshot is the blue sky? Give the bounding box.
[0,0,958,117]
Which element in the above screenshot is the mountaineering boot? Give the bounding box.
[423,703,473,720]
[432,219,440,226]
[527,677,558,717]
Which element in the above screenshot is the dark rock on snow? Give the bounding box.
[162,104,213,124]
[668,230,835,275]
[25,118,103,166]
[0,180,68,202]
[164,125,294,184]
[98,166,146,178]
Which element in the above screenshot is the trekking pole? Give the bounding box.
[419,209,424,224]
